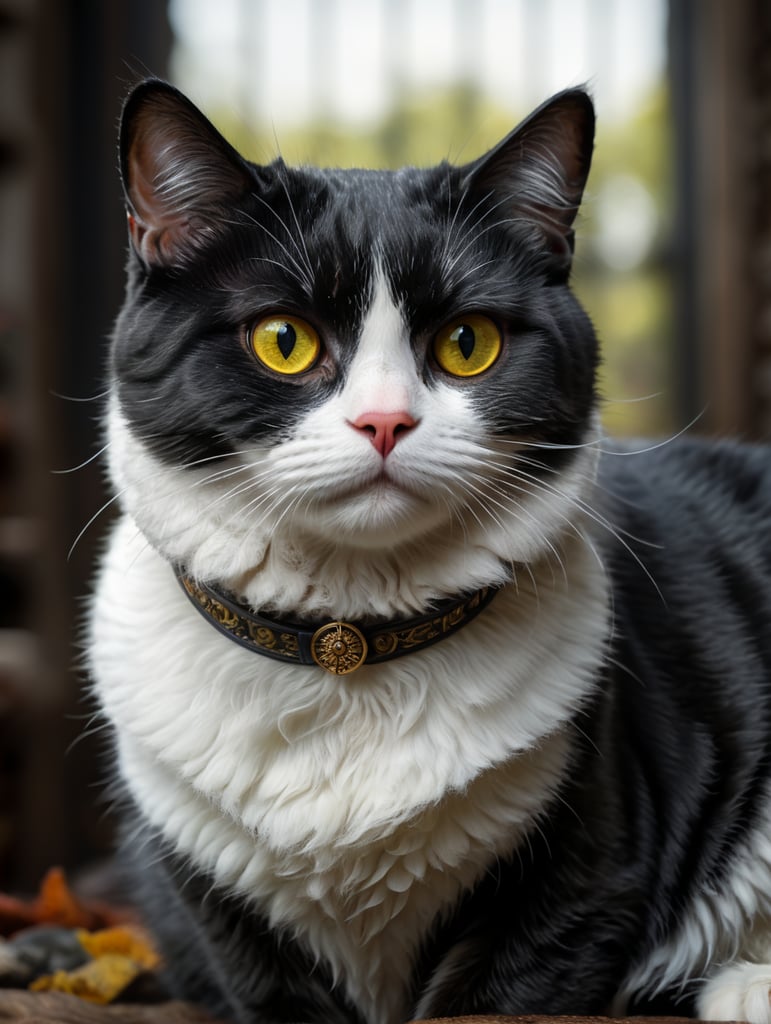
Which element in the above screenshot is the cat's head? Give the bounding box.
[108,80,598,615]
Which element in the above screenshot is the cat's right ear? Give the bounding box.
[119,79,254,270]
[460,88,595,273]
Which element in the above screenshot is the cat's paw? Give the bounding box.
[697,962,771,1023]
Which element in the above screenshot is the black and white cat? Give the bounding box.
[89,79,771,1024]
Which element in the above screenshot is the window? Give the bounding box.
[169,0,674,436]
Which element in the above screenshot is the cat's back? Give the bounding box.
[595,434,771,761]
[598,436,771,595]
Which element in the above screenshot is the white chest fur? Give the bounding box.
[90,516,608,1024]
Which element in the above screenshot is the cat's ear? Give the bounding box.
[461,88,595,269]
[119,79,254,270]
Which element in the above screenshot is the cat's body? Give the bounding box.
[89,81,771,1024]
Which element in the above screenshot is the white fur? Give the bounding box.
[92,515,607,1024]
[91,268,613,1024]
[698,962,771,1024]
[341,265,419,421]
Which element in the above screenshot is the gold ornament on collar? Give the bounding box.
[311,621,368,675]
[176,569,500,673]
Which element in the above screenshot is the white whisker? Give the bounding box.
[50,387,111,403]
[69,447,260,559]
[474,452,665,606]
[68,489,127,561]
[53,441,112,474]
[239,199,314,293]
[275,177,315,283]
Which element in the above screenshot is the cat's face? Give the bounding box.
[109,81,597,601]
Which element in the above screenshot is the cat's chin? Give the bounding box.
[302,479,446,548]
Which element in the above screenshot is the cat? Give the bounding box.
[88,78,771,1024]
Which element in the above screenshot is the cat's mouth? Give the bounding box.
[310,468,438,543]
[330,469,417,504]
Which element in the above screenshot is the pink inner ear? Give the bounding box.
[127,212,145,250]
[121,84,253,269]
[127,147,173,220]
[127,210,198,269]
[462,90,594,249]
[125,128,205,268]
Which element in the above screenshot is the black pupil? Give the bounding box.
[277,323,297,360]
[457,324,475,360]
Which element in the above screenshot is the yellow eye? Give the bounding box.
[433,315,502,377]
[250,315,321,375]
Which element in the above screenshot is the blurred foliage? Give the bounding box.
[575,83,675,438]
[212,82,515,168]
[212,81,674,437]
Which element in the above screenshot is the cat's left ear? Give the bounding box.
[119,79,255,270]
[461,88,595,271]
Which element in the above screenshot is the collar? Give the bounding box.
[176,569,499,675]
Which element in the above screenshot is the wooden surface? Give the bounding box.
[410,1018,704,1024]
[0,991,218,1022]
[0,997,722,1024]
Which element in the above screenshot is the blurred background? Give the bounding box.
[0,0,768,891]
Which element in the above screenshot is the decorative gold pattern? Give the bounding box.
[177,571,497,673]
[369,589,486,659]
[181,576,301,660]
[372,632,398,657]
[311,622,368,675]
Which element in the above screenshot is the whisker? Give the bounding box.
[443,190,510,271]
[597,409,706,456]
[68,489,126,561]
[237,203,314,292]
[444,212,523,275]
[601,391,665,406]
[275,177,315,283]
[462,470,568,585]
[492,447,653,519]
[247,256,309,291]
[50,387,111,403]
[473,454,664,605]
[497,408,706,457]
[479,469,609,586]
[68,448,262,559]
[447,259,500,289]
[53,441,112,474]
[505,460,661,553]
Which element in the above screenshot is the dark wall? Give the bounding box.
[0,0,170,889]
[670,0,771,439]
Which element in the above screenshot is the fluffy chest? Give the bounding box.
[121,724,570,1024]
[91,516,608,1023]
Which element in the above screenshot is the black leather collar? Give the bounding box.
[176,569,499,675]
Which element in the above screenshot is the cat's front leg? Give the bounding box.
[696,923,771,1023]
[414,909,633,1020]
[697,963,771,1024]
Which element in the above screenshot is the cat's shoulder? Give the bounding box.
[594,435,771,619]
[598,435,771,524]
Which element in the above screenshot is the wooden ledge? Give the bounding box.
[0,996,728,1024]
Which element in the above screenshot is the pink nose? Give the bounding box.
[350,411,418,459]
